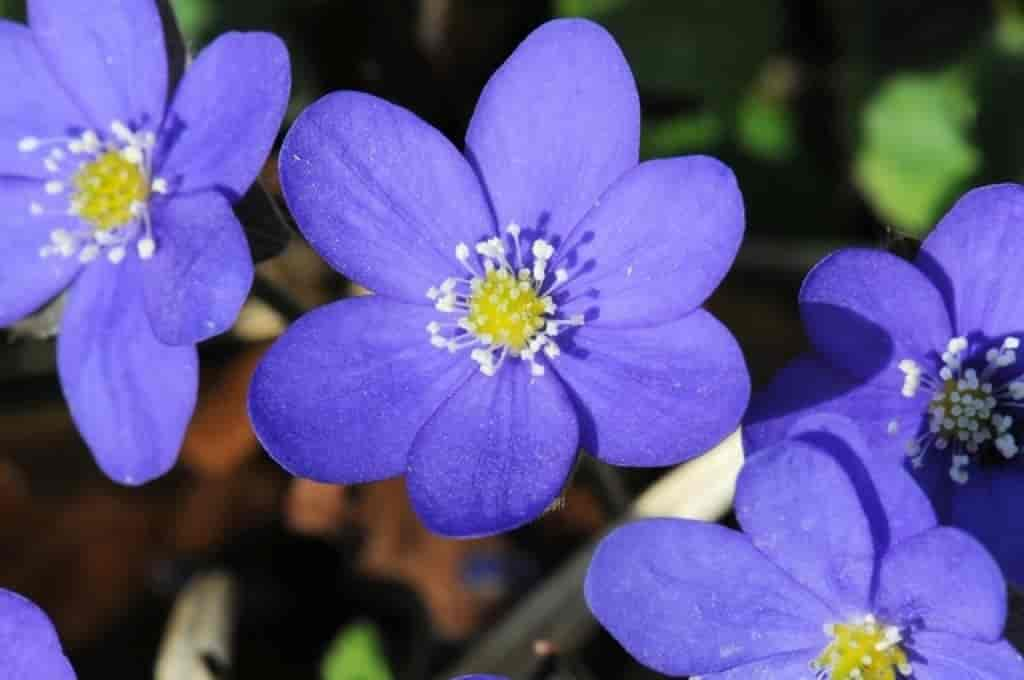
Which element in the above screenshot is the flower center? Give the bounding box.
[811,616,912,680]
[72,150,150,231]
[426,223,584,377]
[19,121,168,265]
[896,336,1023,483]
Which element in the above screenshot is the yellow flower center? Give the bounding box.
[813,616,912,680]
[72,150,149,231]
[467,268,548,352]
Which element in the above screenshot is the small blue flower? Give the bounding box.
[587,414,1024,679]
[745,184,1024,584]
[0,588,75,679]
[0,0,291,484]
[249,18,749,538]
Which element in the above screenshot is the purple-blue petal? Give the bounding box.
[142,191,253,345]
[699,650,818,680]
[735,433,875,613]
[156,32,290,201]
[465,18,639,244]
[784,413,937,549]
[585,518,830,677]
[279,91,494,303]
[0,589,76,680]
[743,354,923,460]
[0,178,80,327]
[0,20,84,178]
[57,257,197,485]
[910,633,1024,679]
[555,156,743,327]
[28,0,167,130]
[951,466,1024,586]
[552,309,748,466]
[407,361,578,538]
[918,183,1024,339]
[875,527,1005,642]
[800,248,952,383]
[249,297,474,484]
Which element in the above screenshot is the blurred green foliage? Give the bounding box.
[855,71,979,236]
[321,622,393,680]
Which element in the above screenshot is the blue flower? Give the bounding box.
[0,588,75,679]
[587,415,1024,679]
[0,0,291,484]
[746,184,1024,584]
[249,18,749,538]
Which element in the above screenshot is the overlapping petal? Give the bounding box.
[743,354,923,457]
[875,527,1005,641]
[0,178,80,327]
[57,257,197,485]
[585,518,830,677]
[249,297,475,484]
[0,20,84,178]
[555,156,744,327]
[735,435,875,612]
[918,184,1024,339]
[784,413,936,548]
[466,18,640,242]
[28,0,167,130]
[142,191,253,345]
[553,309,748,466]
[280,91,494,302]
[0,589,75,680]
[157,32,290,200]
[800,248,952,382]
[407,361,578,538]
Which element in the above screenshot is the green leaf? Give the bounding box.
[855,71,979,237]
[321,622,393,680]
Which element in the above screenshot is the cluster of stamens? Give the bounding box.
[895,336,1023,483]
[426,223,583,377]
[811,615,911,680]
[18,121,168,265]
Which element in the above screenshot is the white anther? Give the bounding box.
[121,145,143,164]
[430,335,447,349]
[425,321,441,335]
[107,246,126,264]
[151,177,169,194]
[531,239,554,260]
[137,237,155,260]
[29,202,44,216]
[455,242,470,261]
[887,420,899,435]
[530,362,545,377]
[426,287,440,300]
[79,244,100,263]
[111,120,134,142]
[44,180,64,195]
[506,222,520,237]
[17,137,40,152]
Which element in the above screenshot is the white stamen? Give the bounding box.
[137,237,155,260]
[107,246,127,264]
[17,137,40,152]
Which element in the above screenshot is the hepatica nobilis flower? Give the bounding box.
[0,0,290,483]
[587,415,1024,679]
[745,184,1024,582]
[250,18,749,537]
[1,588,75,679]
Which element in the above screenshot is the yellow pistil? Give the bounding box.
[467,268,547,352]
[72,151,149,231]
[813,617,911,680]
